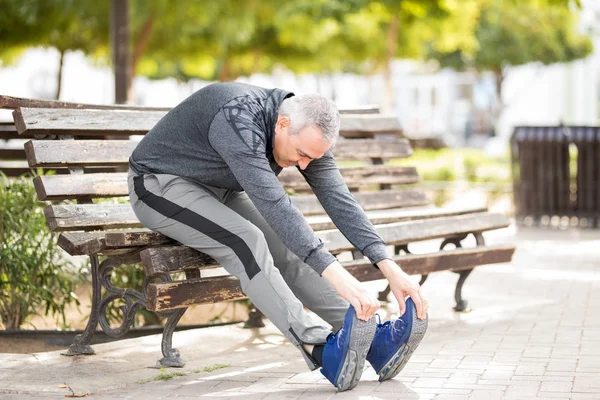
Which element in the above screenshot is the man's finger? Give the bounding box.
[418,287,429,317]
[409,289,425,320]
[350,298,365,320]
[359,294,376,319]
[397,293,407,316]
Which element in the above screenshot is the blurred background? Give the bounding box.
[0,0,597,147]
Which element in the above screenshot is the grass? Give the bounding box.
[193,363,231,373]
[139,363,231,384]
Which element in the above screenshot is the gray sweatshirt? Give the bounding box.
[130,82,388,275]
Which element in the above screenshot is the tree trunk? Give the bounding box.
[251,49,262,75]
[111,0,130,104]
[55,50,65,100]
[494,68,504,107]
[218,59,231,82]
[129,15,155,93]
[383,13,399,113]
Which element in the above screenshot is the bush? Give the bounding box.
[0,173,81,330]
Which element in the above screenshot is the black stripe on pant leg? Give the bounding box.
[133,175,261,280]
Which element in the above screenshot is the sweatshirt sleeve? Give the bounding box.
[299,150,390,267]
[208,107,337,275]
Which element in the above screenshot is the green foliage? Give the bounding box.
[0,173,81,330]
[429,1,593,74]
[0,0,109,62]
[390,147,511,206]
[138,368,186,384]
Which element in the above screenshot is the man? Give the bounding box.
[128,82,428,391]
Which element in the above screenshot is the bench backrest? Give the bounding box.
[14,106,428,236]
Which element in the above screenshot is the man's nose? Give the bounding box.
[297,158,310,170]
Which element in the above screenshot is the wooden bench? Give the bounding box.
[12,103,515,368]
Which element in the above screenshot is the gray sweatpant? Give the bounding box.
[128,169,349,370]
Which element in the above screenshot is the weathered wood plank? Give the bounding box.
[33,165,419,201]
[332,138,412,160]
[339,115,402,138]
[0,161,31,176]
[14,108,165,137]
[143,209,476,274]
[319,212,510,251]
[32,174,128,201]
[306,205,487,231]
[46,188,430,228]
[0,142,26,159]
[2,94,373,113]
[25,140,138,167]
[338,105,380,114]
[292,189,428,215]
[0,149,26,159]
[24,138,412,168]
[57,232,108,256]
[103,212,508,256]
[0,95,172,111]
[60,211,509,256]
[145,245,516,311]
[141,247,217,276]
[44,204,141,231]
[279,165,419,191]
[15,108,399,137]
[45,203,481,233]
[0,122,16,132]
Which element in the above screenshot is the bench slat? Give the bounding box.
[45,202,485,233]
[108,212,508,253]
[338,115,402,138]
[135,212,508,274]
[320,212,510,251]
[0,161,31,176]
[25,140,137,167]
[24,138,412,168]
[56,211,508,256]
[2,94,375,113]
[45,188,429,231]
[33,166,419,200]
[145,245,516,311]
[338,105,380,114]
[15,108,399,137]
[294,189,428,215]
[0,141,26,159]
[279,165,418,191]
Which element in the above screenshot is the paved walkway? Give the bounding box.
[1,226,599,399]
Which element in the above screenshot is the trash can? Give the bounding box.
[511,125,599,228]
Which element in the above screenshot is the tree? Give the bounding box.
[428,0,593,105]
[0,0,110,100]
[282,0,482,111]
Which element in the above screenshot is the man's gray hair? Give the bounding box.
[278,94,340,143]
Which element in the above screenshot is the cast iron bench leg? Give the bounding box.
[62,255,101,356]
[157,308,187,367]
[63,253,145,357]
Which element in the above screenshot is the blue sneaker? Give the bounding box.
[320,305,377,391]
[367,297,428,381]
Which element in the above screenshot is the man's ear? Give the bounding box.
[277,116,290,129]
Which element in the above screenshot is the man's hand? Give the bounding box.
[377,259,428,320]
[322,261,380,321]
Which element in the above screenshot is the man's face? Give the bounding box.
[273,116,332,170]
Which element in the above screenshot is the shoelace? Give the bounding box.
[375,313,391,328]
[326,332,336,344]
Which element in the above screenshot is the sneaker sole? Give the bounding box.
[377,311,428,382]
[335,314,377,392]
